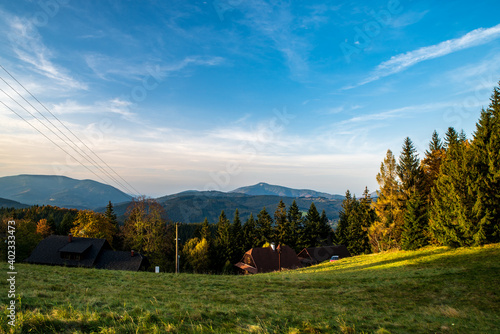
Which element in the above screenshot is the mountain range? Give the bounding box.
[0,175,345,223]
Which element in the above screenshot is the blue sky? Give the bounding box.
[1,0,500,197]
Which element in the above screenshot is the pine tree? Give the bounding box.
[200,217,211,240]
[444,127,459,150]
[347,188,373,255]
[336,190,354,247]
[256,207,273,246]
[288,200,304,251]
[397,137,422,199]
[468,84,500,244]
[274,200,292,246]
[104,201,120,249]
[370,150,404,251]
[303,202,323,247]
[421,131,445,204]
[320,209,335,243]
[429,139,474,247]
[401,190,429,250]
[242,213,257,250]
[231,209,244,263]
[214,210,232,270]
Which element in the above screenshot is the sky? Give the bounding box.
[1,0,500,198]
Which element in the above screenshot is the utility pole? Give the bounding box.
[175,222,179,273]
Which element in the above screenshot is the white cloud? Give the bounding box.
[6,16,87,90]
[357,23,500,87]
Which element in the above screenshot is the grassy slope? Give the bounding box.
[1,244,499,333]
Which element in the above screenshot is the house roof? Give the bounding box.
[95,250,147,271]
[235,245,302,274]
[25,235,109,268]
[59,241,92,254]
[297,245,351,265]
[25,235,145,271]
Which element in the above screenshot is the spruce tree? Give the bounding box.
[422,131,445,204]
[242,213,257,250]
[397,137,422,199]
[215,210,232,270]
[336,190,354,247]
[274,200,292,247]
[320,209,335,244]
[288,200,304,252]
[444,127,459,150]
[231,209,244,262]
[256,207,273,246]
[303,202,322,247]
[401,190,429,250]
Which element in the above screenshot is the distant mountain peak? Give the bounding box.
[230,182,344,200]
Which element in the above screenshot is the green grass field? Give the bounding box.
[1,244,499,333]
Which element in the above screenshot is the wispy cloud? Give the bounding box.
[5,15,87,90]
[355,23,500,88]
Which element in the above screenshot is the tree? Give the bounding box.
[242,213,257,250]
[214,210,232,270]
[256,207,273,246]
[123,197,173,269]
[421,131,445,203]
[347,188,373,255]
[444,127,459,150]
[337,190,354,247]
[429,139,474,247]
[71,210,116,245]
[231,209,244,263]
[397,137,422,199]
[287,200,304,251]
[274,200,292,247]
[401,190,429,250]
[200,217,211,240]
[182,237,210,273]
[370,150,404,251]
[104,201,120,249]
[36,218,53,238]
[320,209,335,244]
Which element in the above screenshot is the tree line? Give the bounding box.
[337,83,500,254]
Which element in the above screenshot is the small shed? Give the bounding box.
[297,245,351,266]
[234,245,302,274]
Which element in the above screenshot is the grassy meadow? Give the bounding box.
[1,244,499,333]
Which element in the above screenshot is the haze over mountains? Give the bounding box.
[0,175,345,223]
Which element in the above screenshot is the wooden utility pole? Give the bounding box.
[175,223,179,273]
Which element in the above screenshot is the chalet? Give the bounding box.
[25,234,148,271]
[234,244,302,274]
[297,245,351,266]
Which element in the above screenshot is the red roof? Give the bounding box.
[235,245,302,274]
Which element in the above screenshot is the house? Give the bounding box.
[297,245,351,266]
[25,234,148,271]
[234,244,302,274]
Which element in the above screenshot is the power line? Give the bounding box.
[0,100,112,186]
[0,74,137,196]
[0,64,141,196]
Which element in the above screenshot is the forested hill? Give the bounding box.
[231,182,345,200]
[108,191,343,224]
[0,174,132,210]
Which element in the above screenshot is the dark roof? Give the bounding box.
[235,245,302,274]
[297,245,351,265]
[95,250,148,271]
[25,235,145,271]
[59,241,92,254]
[25,235,109,268]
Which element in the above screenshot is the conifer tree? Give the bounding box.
[274,200,292,247]
[401,190,429,250]
[421,131,445,203]
[303,202,323,247]
[242,213,257,250]
[256,207,273,246]
[370,150,404,251]
[444,127,459,150]
[336,190,354,247]
[200,217,211,240]
[347,188,373,255]
[231,209,244,262]
[214,210,232,270]
[429,139,474,246]
[397,137,422,199]
[288,200,304,251]
[320,209,335,243]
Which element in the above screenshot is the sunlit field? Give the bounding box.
[1,244,499,333]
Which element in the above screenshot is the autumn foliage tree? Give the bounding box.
[71,210,116,245]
